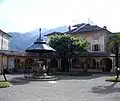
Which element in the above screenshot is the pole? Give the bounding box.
[115,42,119,78]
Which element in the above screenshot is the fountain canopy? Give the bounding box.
[25,28,55,53]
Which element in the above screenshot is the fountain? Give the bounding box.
[24,28,57,81]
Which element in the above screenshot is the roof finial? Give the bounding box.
[39,28,41,39]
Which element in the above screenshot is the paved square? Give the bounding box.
[0,74,120,101]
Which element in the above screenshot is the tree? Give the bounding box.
[107,34,120,79]
[49,34,90,72]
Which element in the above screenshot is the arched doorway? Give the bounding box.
[14,58,21,72]
[100,58,112,72]
[72,58,80,68]
[37,58,47,66]
[49,58,57,68]
[25,58,34,67]
[85,58,96,69]
[14,58,21,68]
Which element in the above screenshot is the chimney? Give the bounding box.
[68,25,71,31]
[103,26,107,29]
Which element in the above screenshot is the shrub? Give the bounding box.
[106,77,120,82]
[0,81,12,88]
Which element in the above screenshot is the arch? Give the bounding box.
[14,58,21,68]
[37,58,47,66]
[72,58,80,68]
[49,58,58,68]
[25,58,34,67]
[100,58,112,72]
[85,58,96,69]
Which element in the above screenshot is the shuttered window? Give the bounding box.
[92,44,100,51]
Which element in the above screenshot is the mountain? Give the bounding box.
[9,26,68,51]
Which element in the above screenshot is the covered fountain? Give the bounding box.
[24,28,56,80]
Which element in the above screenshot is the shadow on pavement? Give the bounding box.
[91,82,120,94]
[9,77,31,85]
[55,74,104,81]
[53,72,116,81]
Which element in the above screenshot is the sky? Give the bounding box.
[0,0,120,33]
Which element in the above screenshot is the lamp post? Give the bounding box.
[115,42,119,79]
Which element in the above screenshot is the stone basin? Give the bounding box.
[23,74,58,81]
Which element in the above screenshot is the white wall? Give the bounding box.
[91,31,105,52]
[72,31,107,52]
[0,32,10,50]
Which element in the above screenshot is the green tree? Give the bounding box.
[49,34,90,72]
[107,34,120,79]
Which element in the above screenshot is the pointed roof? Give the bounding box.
[25,28,55,53]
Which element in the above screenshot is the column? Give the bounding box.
[95,58,100,72]
[110,57,115,72]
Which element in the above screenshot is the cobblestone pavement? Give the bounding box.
[0,74,120,101]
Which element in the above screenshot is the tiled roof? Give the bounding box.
[44,32,63,36]
[74,52,115,57]
[68,23,111,34]
[45,23,111,36]
[0,50,26,56]
[89,52,115,57]
[0,30,12,37]
[25,37,55,52]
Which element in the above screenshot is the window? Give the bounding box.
[92,44,100,51]
[93,33,101,40]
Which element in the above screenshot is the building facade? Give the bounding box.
[0,30,11,73]
[45,23,116,72]
[0,29,55,74]
[0,30,11,50]
[0,24,117,73]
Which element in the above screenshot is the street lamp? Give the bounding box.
[115,41,120,79]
